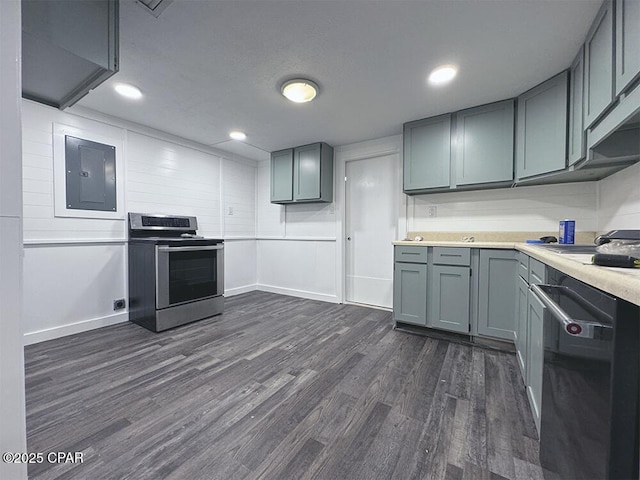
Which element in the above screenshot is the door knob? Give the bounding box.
[347,236,351,241]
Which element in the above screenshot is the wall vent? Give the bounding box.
[135,0,174,18]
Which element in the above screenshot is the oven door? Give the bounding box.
[155,244,224,310]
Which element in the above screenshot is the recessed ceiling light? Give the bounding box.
[428,65,458,86]
[281,79,319,103]
[114,83,143,99]
[229,131,247,141]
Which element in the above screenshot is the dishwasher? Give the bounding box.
[531,267,639,480]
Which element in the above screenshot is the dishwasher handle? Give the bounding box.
[530,284,612,338]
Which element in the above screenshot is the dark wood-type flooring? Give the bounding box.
[25,291,544,480]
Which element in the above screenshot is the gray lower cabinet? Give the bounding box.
[393,246,428,326]
[516,274,529,379]
[584,0,615,129]
[516,71,568,180]
[454,100,514,186]
[526,287,545,435]
[403,114,451,192]
[270,142,333,204]
[616,0,640,96]
[477,249,518,340]
[429,264,470,334]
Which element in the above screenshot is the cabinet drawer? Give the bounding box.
[433,247,471,266]
[528,258,546,285]
[394,246,427,263]
[518,252,529,280]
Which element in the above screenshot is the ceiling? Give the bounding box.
[74,0,603,162]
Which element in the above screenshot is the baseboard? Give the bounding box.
[256,284,340,304]
[23,312,129,345]
[224,284,258,297]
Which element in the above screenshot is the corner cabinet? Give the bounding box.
[454,100,515,186]
[516,71,568,180]
[270,142,333,204]
[403,114,451,192]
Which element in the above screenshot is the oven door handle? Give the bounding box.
[530,284,612,337]
[157,244,223,252]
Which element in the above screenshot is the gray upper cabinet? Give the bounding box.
[270,149,293,203]
[584,0,615,128]
[616,0,640,95]
[477,249,518,341]
[22,0,119,109]
[569,48,586,166]
[454,100,515,186]
[516,71,568,180]
[270,142,333,204]
[403,114,451,192]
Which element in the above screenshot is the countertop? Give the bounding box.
[392,239,640,306]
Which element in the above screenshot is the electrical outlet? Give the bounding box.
[426,206,437,218]
[227,206,234,215]
[113,298,126,310]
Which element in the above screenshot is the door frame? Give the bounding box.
[334,135,405,306]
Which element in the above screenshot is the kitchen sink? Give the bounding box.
[533,244,598,254]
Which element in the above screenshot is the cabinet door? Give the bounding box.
[584,0,615,128]
[516,71,568,180]
[270,149,293,203]
[516,275,529,381]
[294,143,321,201]
[393,262,427,325]
[527,289,544,435]
[477,250,517,341]
[569,48,586,166]
[616,0,640,95]
[454,100,514,185]
[429,265,470,333]
[403,114,451,191]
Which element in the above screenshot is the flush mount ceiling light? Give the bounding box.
[114,83,143,99]
[281,79,319,103]
[428,64,458,86]
[229,130,247,141]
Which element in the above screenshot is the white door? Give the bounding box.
[345,153,398,308]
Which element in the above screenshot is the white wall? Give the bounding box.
[0,1,27,478]
[255,158,339,302]
[21,101,258,343]
[597,161,640,231]
[127,131,222,235]
[409,181,599,233]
